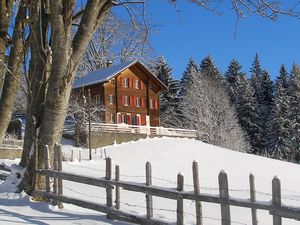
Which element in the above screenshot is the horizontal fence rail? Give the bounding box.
[1,138,23,149]
[89,123,198,138]
[31,143,300,225]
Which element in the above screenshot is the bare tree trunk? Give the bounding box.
[0,1,27,145]
[20,0,112,193]
[19,1,50,193]
[0,0,14,96]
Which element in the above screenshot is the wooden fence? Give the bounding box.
[89,123,198,138]
[31,144,300,225]
[1,138,23,149]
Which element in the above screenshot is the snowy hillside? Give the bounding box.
[1,137,300,224]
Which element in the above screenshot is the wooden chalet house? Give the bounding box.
[73,60,167,126]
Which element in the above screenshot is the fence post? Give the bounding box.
[272,176,282,225]
[192,161,203,225]
[44,145,50,193]
[146,161,153,219]
[79,151,81,162]
[249,173,258,225]
[115,165,120,209]
[71,150,73,162]
[219,170,231,225]
[106,157,113,219]
[57,144,63,208]
[53,144,58,205]
[177,173,184,225]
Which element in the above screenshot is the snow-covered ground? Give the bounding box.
[1,137,300,224]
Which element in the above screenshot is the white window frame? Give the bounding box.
[136,97,141,107]
[136,114,141,125]
[124,78,129,87]
[93,95,101,105]
[110,113,115,124]
[124,96,129,106]
[149,99,154,109]
[109,95,114,104]
[135,80,141,89]
[121,114,126,123]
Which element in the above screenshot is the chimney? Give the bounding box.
[106,60,113,67]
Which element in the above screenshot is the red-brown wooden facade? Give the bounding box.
[73,61,166,127]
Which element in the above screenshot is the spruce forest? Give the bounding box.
[151,54,300,163]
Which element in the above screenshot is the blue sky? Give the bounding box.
[144,1,300,80]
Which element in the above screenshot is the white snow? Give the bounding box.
[1,137,300,224]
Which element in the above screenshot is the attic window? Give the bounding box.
[124,78,129,87]
[111,79,115,85]
[135,80,141,89]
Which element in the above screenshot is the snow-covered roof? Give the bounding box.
[73,60,167,90]
[73,61,135,89]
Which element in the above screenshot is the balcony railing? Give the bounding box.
[89,123,198,138]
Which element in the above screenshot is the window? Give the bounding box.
[93,95,101,105]
[121,114,126,123]
[124,78,129,87]
[149,99,154,109]
[136,97,141,107]
[135,80,141,89]
[124,96,129,106]
[109,95,114,104]
[110,113,115,123]
[111,79,115,85]
[131,115,137,125]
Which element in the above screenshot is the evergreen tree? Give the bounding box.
[259,70,276,156]
[200,55,223,83]
[225,59,246,104]
[248,54,265,154]
[151,56,181,127]
[273,64,293,160]
[179,56,249,152]
[179,58,199,97]
[288,63,300,162]
[234,76,257,153]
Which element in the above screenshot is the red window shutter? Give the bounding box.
[141,98,145,107]
[128,78,131,88]
[133,96,136,106]
[127,115,131,125]
[130,96,133,106]
[121,77,124,87]
[141,81,143,89]
[154,99,158,109]
[118,77,121,87]
[141,114,146,125]
[131,78,134,88]
[118,114,121,123]
[122,96,124,106]
[136,115,139,125]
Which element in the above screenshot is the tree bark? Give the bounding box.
[0,0,14,96]
[20,0,112,193]
[19,0,50,193]
[0,0,27,145]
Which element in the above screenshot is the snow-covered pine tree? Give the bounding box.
[151,56,181,127]
[225,59,246,104]
[234,76,257,153]
[288,63,300,162]
[259,70,276,156]
[179,56,249,152]
[272,64,293,160]
[179,58,199,97]
[249,54,272,155]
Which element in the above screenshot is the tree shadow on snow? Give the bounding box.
[0,196,129,224]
